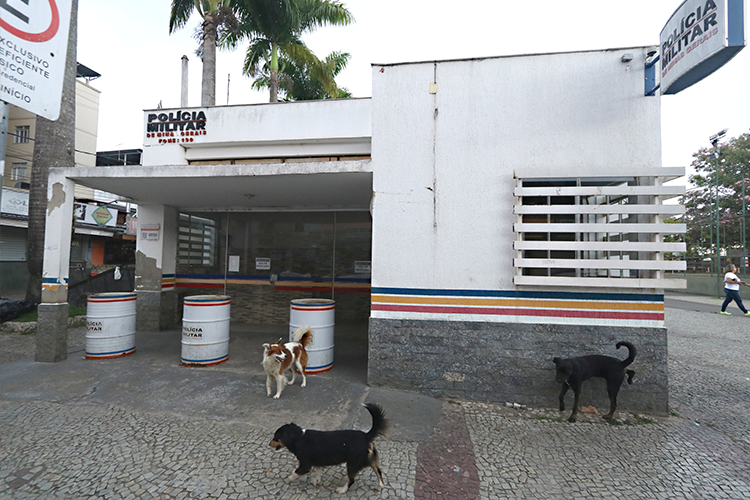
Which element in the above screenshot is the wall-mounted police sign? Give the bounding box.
[143,108,208,145]
[660,0,746,95]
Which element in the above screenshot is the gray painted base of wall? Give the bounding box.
[35,303,69,363]
[137,290,179,331]
[368,318,669,416]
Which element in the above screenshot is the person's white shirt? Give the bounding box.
[724,272,741,291]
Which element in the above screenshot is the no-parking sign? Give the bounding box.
[0,0,72,120]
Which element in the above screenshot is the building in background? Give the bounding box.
[0,65,137,300]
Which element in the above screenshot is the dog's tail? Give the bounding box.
[616,341,637,368]
[363,403,388,442]
[292,326,314,347]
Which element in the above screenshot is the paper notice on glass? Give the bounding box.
[229,255,240,272]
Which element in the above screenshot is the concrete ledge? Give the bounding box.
[368,318,669,415]
[0,316,85,334]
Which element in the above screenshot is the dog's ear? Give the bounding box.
[553,357,561,364]
[263,343,270,351]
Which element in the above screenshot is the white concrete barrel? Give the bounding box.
[289,298,335,373]
[86,292,137,359]
[181,295,231,366]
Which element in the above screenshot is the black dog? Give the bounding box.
[553,341,636,422]
[269,403,388,493]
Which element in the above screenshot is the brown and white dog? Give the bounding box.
[262,326,313,399]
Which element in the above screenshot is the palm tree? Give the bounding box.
[169,1,239,106]
[231,0,353,102]
[251,50,352,101]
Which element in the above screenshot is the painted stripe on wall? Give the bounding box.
[371,287,665,327]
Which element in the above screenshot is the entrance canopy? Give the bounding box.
[62,162,373,212]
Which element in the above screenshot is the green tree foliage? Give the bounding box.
[251,51,352,100]
[682,131,750,258]
[229,0,353,102]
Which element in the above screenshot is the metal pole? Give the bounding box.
[715,145,721,297]
[743,177,747,278]
[710,129,727,296]
[0,100,8,297]
[0,100,8,203]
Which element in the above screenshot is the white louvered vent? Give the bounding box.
[513,170,687,289]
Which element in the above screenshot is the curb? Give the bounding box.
[0,316,86,334]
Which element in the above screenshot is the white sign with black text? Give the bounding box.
[140,223,161,241]
[0,0,73,120]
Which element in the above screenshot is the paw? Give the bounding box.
[603,414,613,420]
[273,394,281,399]
[301,381,306,388]
[559,404,565,411]
[311,478,320,486]
[286,379,293,386]
[336,485,348,494]
[568,415,577,423]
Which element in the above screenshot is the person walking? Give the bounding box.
[720,264,750,315]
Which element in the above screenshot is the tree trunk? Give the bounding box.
[270,70,279,102]
[26,0,78,305]
[201,12,217,106]
[269,43,279,102]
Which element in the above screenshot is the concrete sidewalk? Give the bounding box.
[2,309,750,499]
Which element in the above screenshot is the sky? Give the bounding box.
[77,0,750,178]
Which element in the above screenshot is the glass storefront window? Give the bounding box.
[177,211,372,280]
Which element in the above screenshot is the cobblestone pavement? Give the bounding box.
[1,295,749,499]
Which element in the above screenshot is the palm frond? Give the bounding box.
[169,0,199,33]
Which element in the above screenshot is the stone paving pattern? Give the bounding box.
[2,294,750,499]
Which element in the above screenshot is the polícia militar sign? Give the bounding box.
[144,109,207,145]
[660,0,746,95]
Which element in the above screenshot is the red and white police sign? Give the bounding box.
[0,0,72,120]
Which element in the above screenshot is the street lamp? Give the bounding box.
[710,128,727,297]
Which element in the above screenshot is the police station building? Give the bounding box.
[42,46,690,413]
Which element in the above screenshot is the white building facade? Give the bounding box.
[43,47,685,413]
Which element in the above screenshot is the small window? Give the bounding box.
[11,163,27,181]
[14,126,30,144]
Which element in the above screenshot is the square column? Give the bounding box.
[136,204,179,331]
[36,173,75,362]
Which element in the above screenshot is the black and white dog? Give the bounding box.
[269,403,388,493]
[553,341,636,422]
